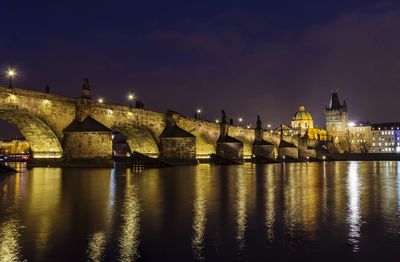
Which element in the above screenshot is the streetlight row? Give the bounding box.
[195,108,273,128]
[3,68,273,128]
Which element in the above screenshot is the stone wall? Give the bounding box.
[278,147,298,159]
[63,132,112,159]
[159,137,196,161]
[216,142,243,161]
[252,144,277,159]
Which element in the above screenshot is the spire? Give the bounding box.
[327,91,343,110]
[342,100,348,111]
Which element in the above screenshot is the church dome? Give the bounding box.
[292,105,313,121]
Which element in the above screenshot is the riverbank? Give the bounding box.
[327,153,400,161]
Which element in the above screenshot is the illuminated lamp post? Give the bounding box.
[238,117,243,126]
[195,108,202,119]
[128,93,135,107]
[7,68,16,88]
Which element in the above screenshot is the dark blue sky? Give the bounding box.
[2,0,400,138]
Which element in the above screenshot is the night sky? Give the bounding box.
[2,0,400,139]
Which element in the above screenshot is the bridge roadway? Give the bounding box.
[0,86,289,159]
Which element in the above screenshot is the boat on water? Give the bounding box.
[0,163,17,175]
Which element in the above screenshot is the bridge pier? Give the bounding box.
[62,116,113,165]
[159,111,197,165]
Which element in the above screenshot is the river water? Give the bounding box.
[1,161,400,261]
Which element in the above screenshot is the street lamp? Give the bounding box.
[128,93,135,107]
[98,97,104,103]
[6,68,16,88]
[238,117,243,126]
[195,108,202,119]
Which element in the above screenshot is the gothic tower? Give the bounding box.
[325,91,348,142]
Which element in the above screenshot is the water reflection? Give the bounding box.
[25,168,62,258]
[265,165,276,242]
[119,171,141,262]
[87,231,107,262]
[284,163,319,238]
[398,163,400,222]
[346,162,361,252]
[236,168,252,251]
[192,167,210,260]
[1,162,400,261]
[0,211,22,262]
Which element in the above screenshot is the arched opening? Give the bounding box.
[0,109,63,158]
[113,125,159,157]
[112,131,131,160]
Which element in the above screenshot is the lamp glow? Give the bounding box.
[7,69,16,77]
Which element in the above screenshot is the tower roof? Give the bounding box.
[326,92,347,111]
[64,116,111,133]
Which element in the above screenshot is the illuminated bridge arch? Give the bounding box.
[112,124,160,157]
[0,109,63,158]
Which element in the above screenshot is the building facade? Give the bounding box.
[348,123,371,153]
[0,139,30,155]
[370,123,400,153]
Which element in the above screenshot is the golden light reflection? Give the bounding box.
[0,215,22,262]
[283,163,319,238]
[26,168,62,257]
[192,167,210,260]
[322,162,328,220]
[265,168,276,242]
[119,173,141,262]
[347,162,361,252]
[398,163,400,221]
[236,169,247,250]
[87,231,107,262]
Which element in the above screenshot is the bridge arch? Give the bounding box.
[0,109,63,158]
[112,124,159,157]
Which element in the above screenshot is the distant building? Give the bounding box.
[274,105,327,142]
[370,123,400,153]
[348,123,371,153]
[347,122,400,153]
[291,105,314,135]
[0,139,30,155]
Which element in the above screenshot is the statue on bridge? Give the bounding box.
[256,115,262,129]
[81,78,91,99]
[221,110,227,124]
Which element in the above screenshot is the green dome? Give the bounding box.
[292,105,313,121]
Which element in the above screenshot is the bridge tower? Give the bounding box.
[325,91,349,143]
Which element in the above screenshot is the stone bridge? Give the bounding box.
[1,85,291,160]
